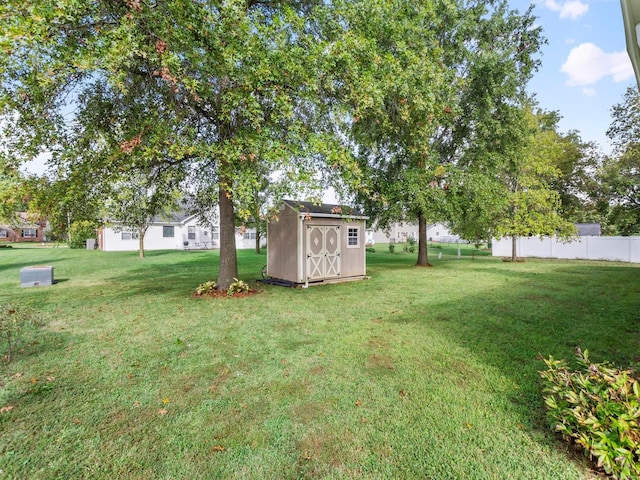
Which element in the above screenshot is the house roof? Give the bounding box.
[283,200,368,219]
[0,212,44,229]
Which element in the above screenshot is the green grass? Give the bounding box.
[1,243,638,479]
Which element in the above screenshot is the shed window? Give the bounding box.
[21,228,37,238]
[163,226,175,238]
[347,227,359,248]
[188,226,196,240]
[0,229,7,238]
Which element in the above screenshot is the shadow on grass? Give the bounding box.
[385,258,639,402]
[0,259,70,275]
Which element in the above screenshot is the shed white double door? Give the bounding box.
[306,225,341,281]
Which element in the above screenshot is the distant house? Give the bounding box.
[98,210,263,252]
[266,200,368,286]
[575,223,601,236]
[367,221,460,245]
[0,213,48,243]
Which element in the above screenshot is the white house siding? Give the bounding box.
[492,236,640,263]
[100,215,261,252]
[368,222,457,244]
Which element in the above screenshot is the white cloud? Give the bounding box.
[543,0,589,20]
[561,43,634,86]
[581,87,597,97]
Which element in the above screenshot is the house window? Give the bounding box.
[121,231,139,240]
[163,226,175,238]
[188,226,196,240]
[0,229,7,238]
[243,232,256,240]
[21,228,37,238]
[211,226,219,240]
[347,227,359,248]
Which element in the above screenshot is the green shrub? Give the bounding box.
[1,304,40,362]
[227,278,251,296]
[388,244,395,253]
[69,220,98,249]
[539,348,640,479]
[195,280,218,296]
[366,247,376,253]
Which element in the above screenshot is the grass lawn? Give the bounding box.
[0,243,638,479]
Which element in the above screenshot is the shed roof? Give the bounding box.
[283,200,368,219]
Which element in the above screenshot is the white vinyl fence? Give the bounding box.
[492,236,640,264]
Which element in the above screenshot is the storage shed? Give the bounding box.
[266,200,369,287]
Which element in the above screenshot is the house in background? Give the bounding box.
[0,213,48,243]
[575,223,601,236]
[367,221,460,245]
[266,200,368,286]
[99,210,263,252]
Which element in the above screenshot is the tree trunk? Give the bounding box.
[217,183,238,290]
[138,226,145,258]
[511,235,517,262]
[416,212,431,267]
[255,230,261,254]
[253,194,261,254]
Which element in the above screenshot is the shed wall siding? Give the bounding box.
[303,219,365,279]
[267,205,300,282]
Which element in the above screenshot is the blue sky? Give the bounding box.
[511,0,635,153]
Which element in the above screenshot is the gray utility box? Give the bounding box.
[20,266,54,288]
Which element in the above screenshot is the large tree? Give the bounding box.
[340,0,543,266]
[598,86,640,235]
[490,106,576,261]
[0,0,357,289]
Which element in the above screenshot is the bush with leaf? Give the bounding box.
[227,278,251,296]
[69,220,98,249]
[539,348,640,479]
[194,280,217,296]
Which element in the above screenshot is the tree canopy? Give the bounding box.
[340,0,544,266]
[1,0,360,288]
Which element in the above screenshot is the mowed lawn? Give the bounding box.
[1,243,638,479]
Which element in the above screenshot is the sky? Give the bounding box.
[510,0,635,153]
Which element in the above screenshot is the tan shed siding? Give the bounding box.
[267,205,300,282]
[304,218,366,279]
[340,220,366,277]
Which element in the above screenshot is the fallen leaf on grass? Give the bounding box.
[158,408,168,416]
[355,399,362,407]
[1,405,14,413]
[211,445,225,452]
[133,401,140,407]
